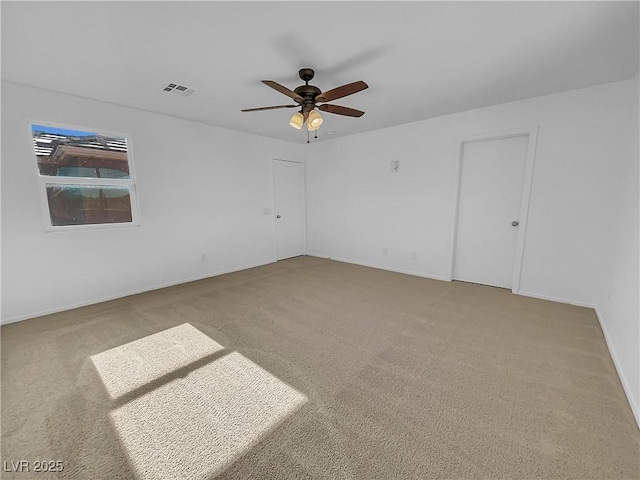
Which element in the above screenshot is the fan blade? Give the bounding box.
[262,80,303,102]
[241,105,297,112]
[316,81,368,103]
[318,104,365,117]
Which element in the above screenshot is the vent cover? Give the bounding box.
[163,83,195,97]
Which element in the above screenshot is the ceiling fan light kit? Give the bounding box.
[242,68,368,140]
[289,112,304,129]
[307,110,323,130]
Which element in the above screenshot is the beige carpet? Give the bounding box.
[92,324,307,479]
[1,256,638,479]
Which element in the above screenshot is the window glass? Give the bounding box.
[32,123,137,230]
[32,124,130,179]
[45,185,132,226]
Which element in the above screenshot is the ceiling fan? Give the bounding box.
[241,68,368,134]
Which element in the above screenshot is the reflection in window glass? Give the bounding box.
[99,168,130,179]
[31,124,130,178]
[45,184,132,226]
[56,166,98,178]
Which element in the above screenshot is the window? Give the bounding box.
[30,123,139,230]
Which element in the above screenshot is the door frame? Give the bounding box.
[447,126,539,293]
[271,158,307,261]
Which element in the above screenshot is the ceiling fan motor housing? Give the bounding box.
[294,85,322,111]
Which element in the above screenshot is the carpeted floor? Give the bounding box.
[1,256,638,479]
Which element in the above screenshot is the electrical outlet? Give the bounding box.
[201,254,207,262]
[410,251,417,260]
[383,247,388,255]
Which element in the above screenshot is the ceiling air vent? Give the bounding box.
[163,83,195,97]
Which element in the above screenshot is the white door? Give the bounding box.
[454,135,529,289]
[273,159,305,260]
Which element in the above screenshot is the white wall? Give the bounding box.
[1,81,305,323]
[306,79,636,306]
[305,77,639,425]
[595,77,639,424]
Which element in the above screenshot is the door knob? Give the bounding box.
[511,221,519,227]
[276,215,281,219]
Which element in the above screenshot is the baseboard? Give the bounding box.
[516,290,595,309]
[594,306,640,430]
[1,259,276,326]
[306,254,451,282]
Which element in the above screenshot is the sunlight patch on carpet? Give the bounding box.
[90,323,224,400]
[109,351,308,480]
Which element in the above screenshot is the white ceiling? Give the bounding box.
[2,1,638,144]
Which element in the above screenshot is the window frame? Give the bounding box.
[28,120,141,232]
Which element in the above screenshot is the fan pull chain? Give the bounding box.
[307,129,310,144]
